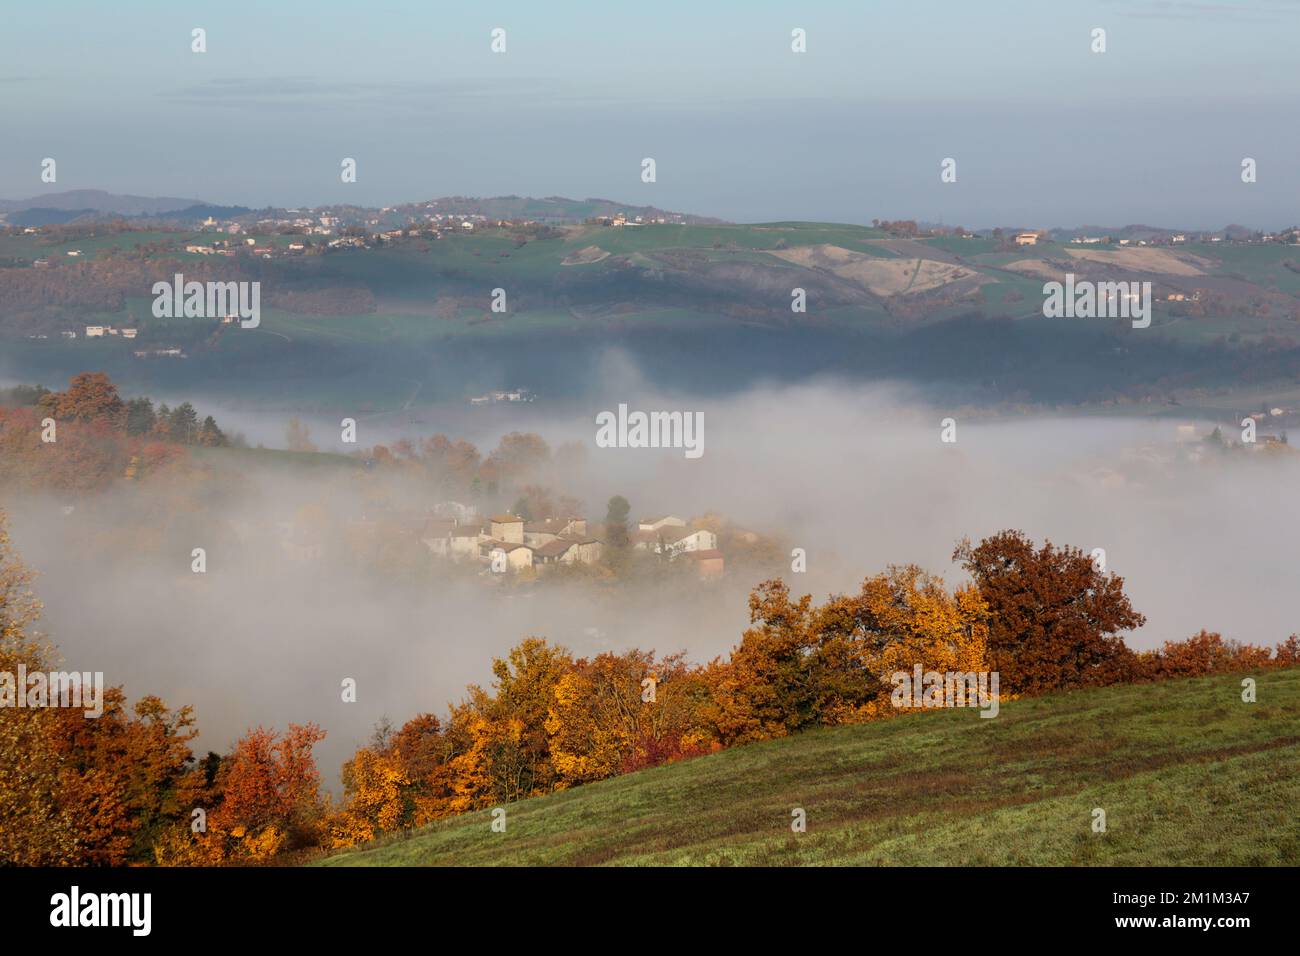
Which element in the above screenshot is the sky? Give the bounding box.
[3,0,1300,228]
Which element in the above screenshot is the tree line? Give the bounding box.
[0,373,229,492]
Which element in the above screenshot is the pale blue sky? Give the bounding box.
[3,0,1299,227]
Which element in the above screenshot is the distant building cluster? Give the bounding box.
[83,324,137,338]
[276,503,728,580]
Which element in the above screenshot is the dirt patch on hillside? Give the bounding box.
[865,238,966,264]
[1004,259,1068,280]
[771,244,987,297]
[561,245,610,265]
[1065,247,1212,276]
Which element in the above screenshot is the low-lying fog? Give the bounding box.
[6,357,1298,783]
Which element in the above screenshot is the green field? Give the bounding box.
[318,669,1300,866]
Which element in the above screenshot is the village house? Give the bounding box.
[634,524,718,556]
[1014,232,1039,246]
[85,325,105,337]
[523,517,587,546]
[558,535,603,565]
[448,525,483,560]
[417,518,458,558]
[488,514,525,544]
[481,540,534,571]
[533,539,578,565]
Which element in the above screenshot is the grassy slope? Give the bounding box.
[319,669,1300,866]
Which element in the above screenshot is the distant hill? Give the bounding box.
[7,214,1300,407]
[375,194,724,225]
[139,203,253,222]
[0,189,207,216]
[6,207,99,227]
[317,669,1300,866]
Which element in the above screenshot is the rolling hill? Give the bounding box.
[318,669,1300,866]
[8,214,1300,410]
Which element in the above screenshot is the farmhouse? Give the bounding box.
[1014,232,1040,246]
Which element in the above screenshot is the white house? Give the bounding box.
[638,515,686,532]
[636,525,718,556]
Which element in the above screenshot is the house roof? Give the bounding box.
[481,539,531,553]
[534,540,576,558]
[524,518,569,534]
[489,513,523,524]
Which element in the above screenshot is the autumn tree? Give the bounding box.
[42,372,125,426]
[813,564,990,721]
[1136,630,1296,680]
[330,746,410,846]
[487,432,550,483]
[455,638,573,806]
[546,649,713,787]
[704,580,818,744]
[954,530,1145,694]
[0,510,80,864]
[418,434,482,494]
[707,568,991,742]
[199,723,327,861]
[0,511,200,865]
[45,691,199,864]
